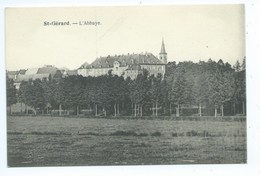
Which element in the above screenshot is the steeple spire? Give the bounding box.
[160,38,167,54]
[159,38,167,64]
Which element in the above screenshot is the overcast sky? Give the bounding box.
[5,5,245,71]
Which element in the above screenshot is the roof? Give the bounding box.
[16,73,50,82]
[37,66,58,75]
[59,67,69,71]
[79,62,89,68]
[7,69,27,76]
[7,71,17,75]
[25,68,39,75]
[160,39,167,54]
[85,53,163,69]
[18,69,27,75]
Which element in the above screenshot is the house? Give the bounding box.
[7,65,62,89]
[7,69,26,80]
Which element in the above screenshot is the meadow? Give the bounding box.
[7,116,246,167]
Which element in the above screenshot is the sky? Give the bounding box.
[5,5,245,71]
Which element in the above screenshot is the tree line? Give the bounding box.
[6,59,246,117]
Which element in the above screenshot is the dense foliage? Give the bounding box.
[6,76,17,114]
[7,59,246,117]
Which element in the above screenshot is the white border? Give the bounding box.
[1,1,260,176]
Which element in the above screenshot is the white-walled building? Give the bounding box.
[77,40,168,79]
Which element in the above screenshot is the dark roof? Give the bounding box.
[7,71,17,75]
[85,53,163,69]
[18,69,27,74]
[16,73,50,82]
[80,62,89,68]
[7,69,27,76]
[37,66,58,75]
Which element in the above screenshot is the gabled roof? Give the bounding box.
[7,71,17,75]
[25,68,39,75]
[59,67,69,71]
[16,73,50,82]
[79,62,89,68]
[85,53,163,69]
[18,69,27,75]
[7,69,27,76]
[37,66,58,75]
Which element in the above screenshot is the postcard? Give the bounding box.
[5,4,247,167]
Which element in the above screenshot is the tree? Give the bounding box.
[233,60,241,72]
[53,79,66,116]
[165,61,177,77]
[206,66,235,117]
[193,73,211,116]
[89,75,112,116]
[241,57,246,71]
[29,79,46,114]
[233,70,246,115]
[110,75,126,116]
[63,76,85,115]
[169,68,192,117]
[150,74,163,117]
[81,77,93,111]
[6,76,17,114]
[18,81,30,114]
[12,58,243,118]
[129,69,150,117]
[41,78,55,114]
[18,79,46,115]
[217,59,224,66]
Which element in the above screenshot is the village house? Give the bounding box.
[7,65,62,89]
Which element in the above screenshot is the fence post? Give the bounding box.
[59,104,62,116]
[95,104,98,116]
[170,103,172,116]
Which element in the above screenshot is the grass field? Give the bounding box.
[7,116,246,167]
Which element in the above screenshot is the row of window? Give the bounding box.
[141,65,164,71]
[78,66,165,77]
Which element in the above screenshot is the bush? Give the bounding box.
[172,132,178,137]
[151,131,161,137]
[110,130,137,136]
[186,130,198,137]
[201,130,210,137]
[110,131,150,137]
[78,132,100,136]
[136,133,149,137]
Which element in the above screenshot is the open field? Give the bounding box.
[7,116,246,167]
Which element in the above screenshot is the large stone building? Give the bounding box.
[78,40,168,79]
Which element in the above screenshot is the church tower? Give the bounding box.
[159,39,167,64]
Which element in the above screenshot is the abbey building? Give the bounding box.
[77,40,168,79]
